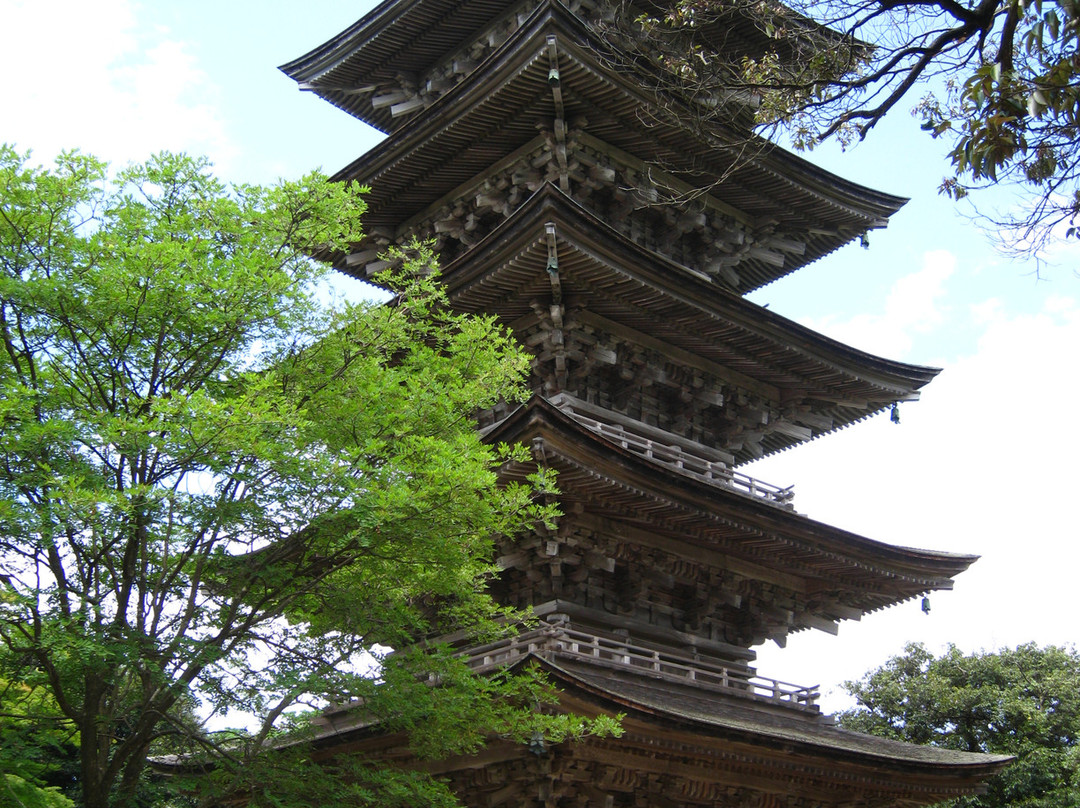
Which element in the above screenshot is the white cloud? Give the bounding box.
[0,0,233,169]
[799,250,955,358]
[970,297,1005,324]
[1044,293,1078,315]
[748,257,1080,712]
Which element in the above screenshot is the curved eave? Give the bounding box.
[437,184,936,461]
[173,653,1011,785]
[279,0,526,126]
[489,397,979,616]
[325,7,556,217]
[279,0,786,111]
[310,2,904,289]
[243,652,1010,805]
[325,2,905,222]
[444,183,938,398]
[539,657,1014,781]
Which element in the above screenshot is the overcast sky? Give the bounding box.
[2,0,1076,713]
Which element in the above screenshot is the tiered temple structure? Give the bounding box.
[282,2,1012,805]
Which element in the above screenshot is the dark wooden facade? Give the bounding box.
[283,2,1011,804]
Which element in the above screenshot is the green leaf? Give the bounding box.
[0,147,569,808]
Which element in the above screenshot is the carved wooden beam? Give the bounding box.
[546,35,571,193]
[577,310,778,400]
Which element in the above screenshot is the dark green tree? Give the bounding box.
[1,661,78,808]
[0,147,613,808]
[838,643,1080,808]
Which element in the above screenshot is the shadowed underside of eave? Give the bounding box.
[544,660,1014,798]
[280,0,534,124]
[445,185,936,460]
[299,655,1011,808]
[282,0,788,133]
[282,0,864,146]
[488,398,978,619]
[295,1,906,293]
[445,183,936,391]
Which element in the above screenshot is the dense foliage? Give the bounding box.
[1,671,78,808]
[0,147,610,808]
[624,0,1080,252]
[838,643,1080,808]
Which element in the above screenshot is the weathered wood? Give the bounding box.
[574,131,755,227]
[549,393,737,466]
[770,420,813,442]
[576,310,780,401]
[562,512,810,596]
[390,97,426,117]
[371,90,410,108]
[344,248,381,266]
[281,1,999,803]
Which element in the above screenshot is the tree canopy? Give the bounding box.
[838,643,1080,808]
[624,0,1080,253]
[0,147,606,808]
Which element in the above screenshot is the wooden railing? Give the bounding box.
[461,625,819,712]
[568,413,794,508]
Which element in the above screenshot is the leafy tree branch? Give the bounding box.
[602,0,1080,253]
[838,643,1080,808]
[0,146,585,808]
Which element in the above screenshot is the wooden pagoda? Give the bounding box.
[281,2,1012,805]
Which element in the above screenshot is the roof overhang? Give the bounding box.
[439,184,937,459]
[290,0,906,291]
[488,396,978,637]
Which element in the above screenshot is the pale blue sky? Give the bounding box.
[2,0,1076,710]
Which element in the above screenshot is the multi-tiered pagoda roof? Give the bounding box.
[282,1,1011,804]
[284,0,905,293]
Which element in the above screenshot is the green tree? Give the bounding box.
[838,643,1080,808]
[617,0,1080,253]
[1,659,78,808]
[0,146,597,808]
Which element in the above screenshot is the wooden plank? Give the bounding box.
[530,599,757,662]
[767,236,807,254]
[568,743,840,802]
[395,134,547,236]
[576,310,780,401]
[575,131,756,227]
[567,513,808,595]
[770,420,813,441]
[747,247,786,267]
[797,612,840,635]
[371,90,409,108]
[345,248,382,266]
[391,97,427,117]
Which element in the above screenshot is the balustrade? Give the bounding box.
[461,625,819,711]
[568,413,794,507]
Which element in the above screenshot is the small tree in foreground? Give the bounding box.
[838,643,1080,808]
[0,147,609,808]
